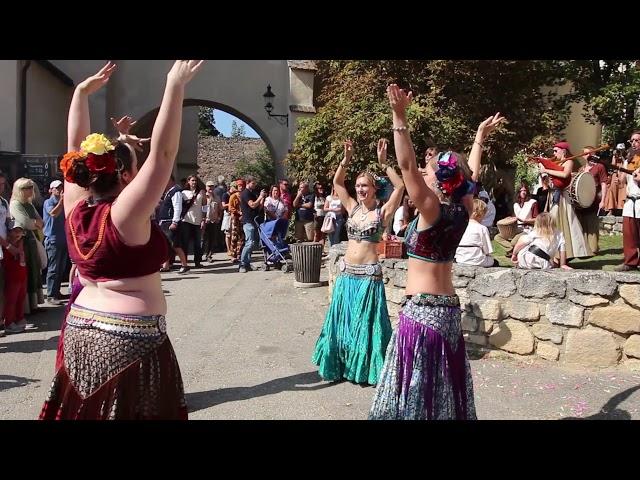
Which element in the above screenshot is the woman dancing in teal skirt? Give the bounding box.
[312,138,404,385]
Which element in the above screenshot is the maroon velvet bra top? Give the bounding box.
[66,198,169,282]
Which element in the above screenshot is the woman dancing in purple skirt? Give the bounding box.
[370,84,505,420]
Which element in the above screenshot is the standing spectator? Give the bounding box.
[2,220,28,334]
[239,176,266,273]
[279,179,293,220]
[157,174,188,272]
[313,182,327,245]
[10,178,44,313]
[293,181,315,242]
[202,180,222,262]
[324,185,345,246]
[264,185,288,220]
[228,180,245,263]
[179,174,205,269]
[42,180,68,305]
[535,174,550,214]
[0,171,14,337]
[212,175,227,252]
[221,182,234,256]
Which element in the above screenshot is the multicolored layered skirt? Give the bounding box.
[312,259,391,386]
[369,293,476,420]
[40,305,187,420]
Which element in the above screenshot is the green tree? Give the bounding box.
[287,60,572,189]
[232,146,275,189]
[231,120,247,138]
[564,60,640,144]
[198,106,221,137]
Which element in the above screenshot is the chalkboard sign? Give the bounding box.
[21,155,60,198]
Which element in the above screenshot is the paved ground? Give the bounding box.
[2,252,639,420]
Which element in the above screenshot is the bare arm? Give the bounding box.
[387,84,440,226]
[332,140,358,214]
[64,62,117,215]
[48,195,64,218]
[469,113,506,182]
[377,138,405,225]
[111,60,203,244]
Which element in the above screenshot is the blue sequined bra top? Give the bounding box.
[404,203,469,262]
[346,204,384,243]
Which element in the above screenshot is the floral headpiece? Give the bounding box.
[59,133,117,184]
[434,151,474,201]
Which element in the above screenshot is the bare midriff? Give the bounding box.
[344,239,380,265]
[75,271,167,316]
[405,258,455,296]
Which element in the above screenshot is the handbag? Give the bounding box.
[321,215,335,234]
[35,238,48,269]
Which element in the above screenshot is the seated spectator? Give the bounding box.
[495,182,538,255]
[512,213,571,270]
[477,189,496,227]
[455,199,498,267]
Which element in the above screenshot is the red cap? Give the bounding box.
[554,141,571,151]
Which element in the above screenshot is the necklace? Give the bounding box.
[359,204,370,222]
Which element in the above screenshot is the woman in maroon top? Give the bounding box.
[576,146,609,255]
[40,61,203,420]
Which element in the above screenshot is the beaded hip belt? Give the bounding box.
[66,304,167,337]
[338,259,383,279]
[401,293,460,308]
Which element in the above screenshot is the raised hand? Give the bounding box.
[377,138,388,167]
[77,61,117,95]
[343,140,354,164]
[478,112,506,139]
[167,60,204,86]
[387,84,413,115]
[111,115,137,135]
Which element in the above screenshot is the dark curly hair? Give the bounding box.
[67,142,135,194]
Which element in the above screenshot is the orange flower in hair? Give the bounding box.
[60,151,86,182]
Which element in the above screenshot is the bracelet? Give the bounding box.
[392,125,409,132]
[474,140,484,149]
[340,161,348,167]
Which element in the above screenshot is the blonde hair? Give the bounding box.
[533,213,556,244]
[471,198,487,221]
[11,177,39,204]
[356,171,377,188]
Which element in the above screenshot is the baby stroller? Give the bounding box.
[255,217,292,272]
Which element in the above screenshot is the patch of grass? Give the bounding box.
[491,234,638,272]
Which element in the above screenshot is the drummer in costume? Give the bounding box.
[576,146,608,255]
[538,141,592,261]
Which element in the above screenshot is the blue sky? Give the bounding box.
[214,110,260,138]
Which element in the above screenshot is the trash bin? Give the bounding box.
[290,242,323,288]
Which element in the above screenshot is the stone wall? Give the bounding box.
[195,135,266,183]
[599,215,624,236]
[328,244,640,370]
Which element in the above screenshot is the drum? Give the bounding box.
[569,172,596,209]
[496,217,518,241]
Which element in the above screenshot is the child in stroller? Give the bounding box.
[255,217,292,272]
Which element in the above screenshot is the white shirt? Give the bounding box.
[325,195,342,221]
[516,230,565,270]
[455,220,494,266]
[480,200,496,227]
[314,195,326,217]
[181,190,205,225]
[622,161,640,218]
[393,206,404,234]
[513,199,537,230]
[264,196,288,219]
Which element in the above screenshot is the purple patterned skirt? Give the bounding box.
[369,293,476,420]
